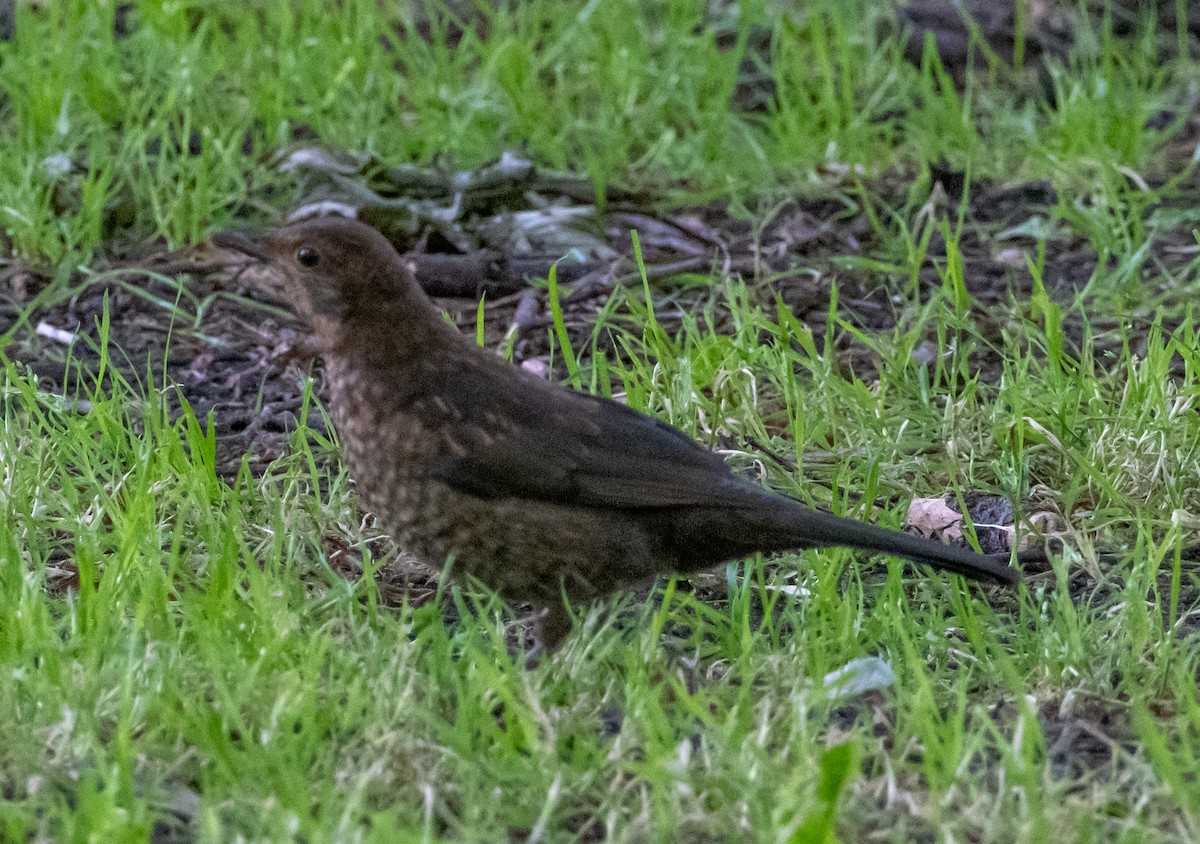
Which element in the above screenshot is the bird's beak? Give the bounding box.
[211,229,273,262]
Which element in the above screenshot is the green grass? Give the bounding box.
[2,0,1194,262]
[2,1,1200,841]
[3,277,1199,841]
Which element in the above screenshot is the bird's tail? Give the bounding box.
[674,495,1023,584]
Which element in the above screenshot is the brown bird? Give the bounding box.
[214,216,1023,650]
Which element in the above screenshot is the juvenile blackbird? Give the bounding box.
[214,217,1022,649]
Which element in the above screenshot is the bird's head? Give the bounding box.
[213,216,430,351]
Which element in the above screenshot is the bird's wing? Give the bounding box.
[424,363,764,509]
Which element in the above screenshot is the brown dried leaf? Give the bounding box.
[905,497,965,541]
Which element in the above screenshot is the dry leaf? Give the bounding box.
[905,497,964,541]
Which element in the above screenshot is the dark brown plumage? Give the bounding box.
[214,217,1023,649]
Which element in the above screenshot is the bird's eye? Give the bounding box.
[296,246,319,267]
